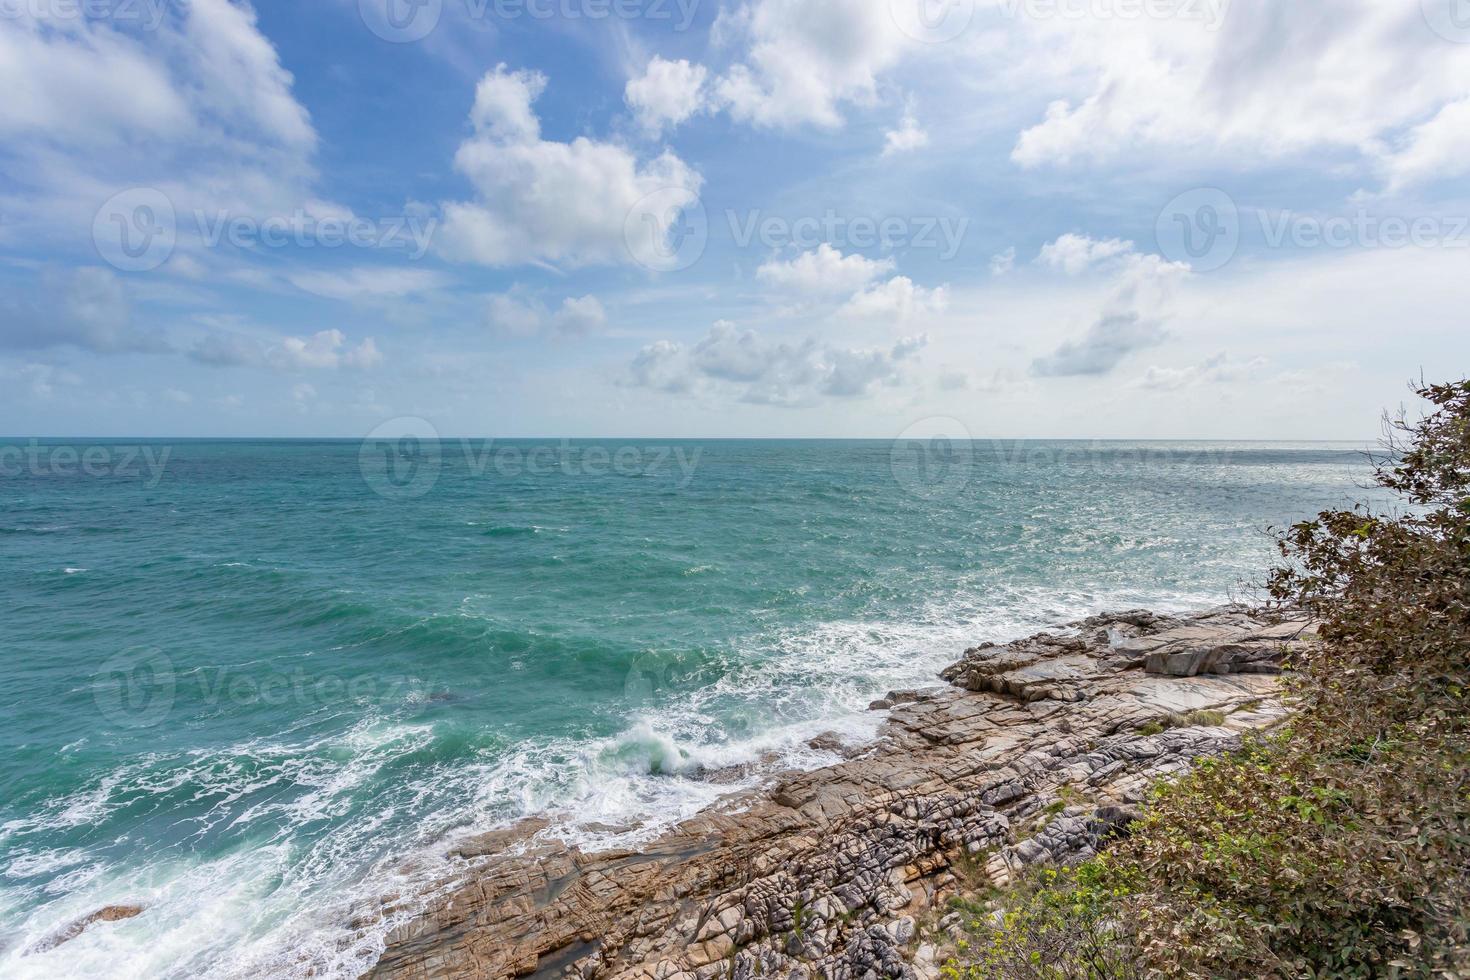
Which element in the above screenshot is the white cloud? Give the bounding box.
[627,321,926,404]
[627,339,692,393]
[438,64,702,268]
[712,0,908,129]
[1032,312,1168,377]
[1129,352,1270,391]
[1378,97,1470,193]
[626,57,709,135]
[285,267,450,301]
[469,65,547,143]
[755,244,893,297]
[839,276,948,322]
[1038,234,1135,275]
[189,328,382,371]
[486,292,607,337]
[1007,1,1470,190]
[1032,244,1191,377]
[0,0,319,242]
[990,247,1017,277]
[882,108,929,156]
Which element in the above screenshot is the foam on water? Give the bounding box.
[1,584,1220,979]
[0,439,1381,978]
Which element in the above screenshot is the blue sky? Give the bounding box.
[3,0,1469,437]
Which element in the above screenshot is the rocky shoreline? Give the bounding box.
[363,607,1312,980]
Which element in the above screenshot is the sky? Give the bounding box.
[2,0,1469,438]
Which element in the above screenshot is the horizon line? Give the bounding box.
[0,435,1383,444]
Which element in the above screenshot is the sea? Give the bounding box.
[0,437,1381,977]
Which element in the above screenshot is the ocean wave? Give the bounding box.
[0,584,1231,980]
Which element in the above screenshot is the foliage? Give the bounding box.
[942,864,1141,980]
[952,380,1470,978]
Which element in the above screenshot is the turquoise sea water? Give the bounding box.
[0,438,1379,978]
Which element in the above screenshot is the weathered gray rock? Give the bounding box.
[362,608,1309,980]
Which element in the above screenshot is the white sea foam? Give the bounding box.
[0,585,1226,980]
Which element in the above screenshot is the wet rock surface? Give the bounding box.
[31,904,145,953]
[364,607,1310,980]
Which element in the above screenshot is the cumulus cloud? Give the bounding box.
[755,244,893,298]
[711,0,908,129]
[839,276,948,322]
[626,321,926,404]
[0,0,320,241]
[1008,0,1470,190]
[486,292,607,337]
[189,328,382,371]
[882,108,929,156]
[626,57,709,135]
[990,247,1016,277]
[437,64,702,268]
[627,339,692,393]
[1038,234,1135,275]
[754,246,946,322]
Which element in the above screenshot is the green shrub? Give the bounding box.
[953,381,1470,978]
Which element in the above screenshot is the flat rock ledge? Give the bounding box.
[364,607,1311,980]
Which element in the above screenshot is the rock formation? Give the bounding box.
[365,607,1310,980]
